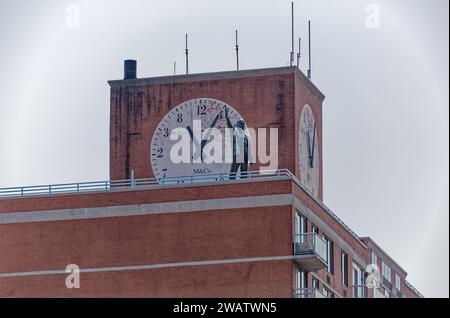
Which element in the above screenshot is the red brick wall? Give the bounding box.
[0,206,292,272]
[0,261,293,298]
[0,204,293,297]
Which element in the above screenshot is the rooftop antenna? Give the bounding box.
[297,37,301,68]
[173,61,176,75]
[290,2,294,67]
[307,20,312,79]
[235,30,239,71]
[185,34,189,75]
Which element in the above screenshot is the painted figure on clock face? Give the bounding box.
[224,105,253,179]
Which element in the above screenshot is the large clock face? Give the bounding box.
[299,104,319,197]
[151,98,243,182]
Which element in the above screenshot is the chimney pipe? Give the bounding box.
[124,60,137,80]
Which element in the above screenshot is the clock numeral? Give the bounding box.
[197,104,207,115]
[157,147,164,158]
[177,113,183,123]
[163,128,169,137]
[162,168,167,177]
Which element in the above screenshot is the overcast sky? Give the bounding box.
[0,0,448,297]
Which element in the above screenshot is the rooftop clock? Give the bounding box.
[150,98,244,182]
[299,104,319,197]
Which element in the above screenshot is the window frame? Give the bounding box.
[323,236,334,274]
[371,252,378,267]
[341,251,348,287]
[381,261,391,283]
[395,273,401,291]
[295,211,308,235]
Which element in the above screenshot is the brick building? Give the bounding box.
[0,65,423,298]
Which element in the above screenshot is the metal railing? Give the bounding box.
[0,167,366,257]
[293,232,327,263]
[0,169,292,198]
[373,286,389,298]
[293,288,326,298]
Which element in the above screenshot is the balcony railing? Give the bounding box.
[293,288,326,298]
[353,285,392,298]
[373,287,388,298]
[293,233,328,271]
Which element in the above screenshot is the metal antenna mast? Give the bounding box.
[297,37,301,68]
[185,34,189,75]
[290,2,294,67]
[307,21,311,78]
[235,30,240,71]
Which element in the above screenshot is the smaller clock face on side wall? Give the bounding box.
[299,104,319,197]
[150,98,243,182]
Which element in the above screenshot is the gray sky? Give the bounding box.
[0,0,448,297]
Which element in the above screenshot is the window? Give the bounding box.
[371,252,378,267]
[294,211,307,235]
[395,273,401,291]
[295,265,307,289]
[341,251,348,287]
[382,261,391,282]
[312,277,319,289]
[352,263,364,298]
[295,265,308,298]
[312,225,319,234]
[324,237,334,274]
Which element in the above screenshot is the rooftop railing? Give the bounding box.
[0,169,291,198]
[0,168,366,254]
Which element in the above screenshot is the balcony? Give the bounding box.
[293,288,326,298]
[352,285,391,298]
[293,233,328,271]
[373,287,388,298]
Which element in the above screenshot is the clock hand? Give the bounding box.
[187,125,201,160]
[186,125,194,140]
[199,113,222,160]
[188,113,222,161]
[310,122,316,168]
[307,129,312,166]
